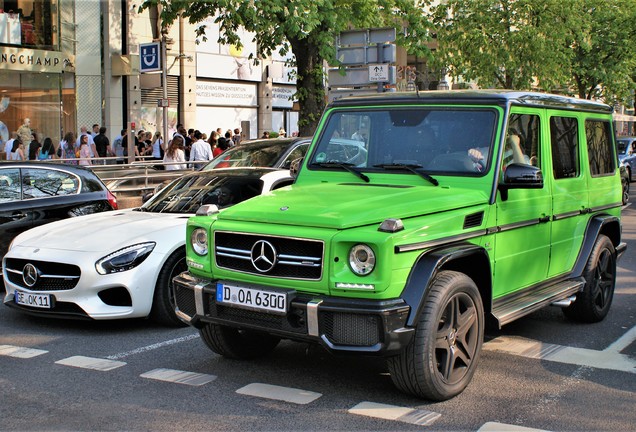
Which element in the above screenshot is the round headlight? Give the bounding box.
[348,244,375,276]
[191,228,208,256]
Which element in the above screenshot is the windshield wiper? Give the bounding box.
[373,163,439,186]
[311,162,370,183]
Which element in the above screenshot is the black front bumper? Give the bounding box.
[173,272,414,356]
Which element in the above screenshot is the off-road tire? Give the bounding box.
[199,323,280,359]
[563,235,616,323]
[150,248,188,327]
[387,270,484,401]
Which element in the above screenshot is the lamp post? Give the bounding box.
[161,32,169,152]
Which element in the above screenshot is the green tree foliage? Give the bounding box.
[431,0,571,90]
[142,0,432,135]
[563,0,636,103]
[431,0,636,105]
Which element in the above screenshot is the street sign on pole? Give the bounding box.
[328,66,396,87]
[369,64,389,82]
[139,42,161,73]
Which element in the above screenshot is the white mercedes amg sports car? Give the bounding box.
[3,168,294,326]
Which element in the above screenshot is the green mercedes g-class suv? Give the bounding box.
[173,90,626,400]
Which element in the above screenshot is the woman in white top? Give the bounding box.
[163,135,187,170]
[10,139,25,160]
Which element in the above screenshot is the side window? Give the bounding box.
[0,169,21,202]
[550,117,579,179]
[22,168,80,200]
[585,120,615,177]
[505,114,540,168]
[281,143,309,169]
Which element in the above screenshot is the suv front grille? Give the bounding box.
[321,312,381,346]
[4,258,80,291]
[215,231,323,280]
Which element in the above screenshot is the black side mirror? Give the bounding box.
[498,163,543,201]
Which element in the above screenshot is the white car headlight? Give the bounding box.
[95,242,156,275]
[348,244,376,276]
[191,228,208,256]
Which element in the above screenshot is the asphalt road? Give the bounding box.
[1,201,635,431]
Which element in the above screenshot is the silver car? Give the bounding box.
[617,136,636,182]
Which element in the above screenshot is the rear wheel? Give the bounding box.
[387,270,484,401]
[150,248,188,327]
[563,235,616,323]
[199,323,280,359]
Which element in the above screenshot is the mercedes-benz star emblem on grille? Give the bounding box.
[250,240,277,273]
[22,263,39,287]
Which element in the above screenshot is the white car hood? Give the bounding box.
[12,210,191,253]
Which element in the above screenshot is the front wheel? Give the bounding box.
[387,270,484,401]
[199,323,280,359]
[150,248,188,327]
[563,235,616,323]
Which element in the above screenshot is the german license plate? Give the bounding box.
[15,290,51,309]
[216,282,288,315]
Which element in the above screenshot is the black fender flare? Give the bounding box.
[401,243,491,327]
[571,214,623,277]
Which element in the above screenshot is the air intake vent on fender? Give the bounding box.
[463,211,484,229]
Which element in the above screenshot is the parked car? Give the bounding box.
[0,162,118,268]
[3,168,294,326]
[620,161,630,205]
[202,137,311,170]
[616,136,636,182]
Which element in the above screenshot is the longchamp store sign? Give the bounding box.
[0,47,67,73]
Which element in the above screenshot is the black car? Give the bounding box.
[0,162,118,266]
[202,137,311,171]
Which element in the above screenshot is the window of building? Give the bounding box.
[0,0,59,50]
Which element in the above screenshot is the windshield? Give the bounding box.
[141,174,263,213]
[309,108,497,175]
[202,140,303,170]
[617,140,628,156]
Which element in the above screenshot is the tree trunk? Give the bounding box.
[289,37,326,137]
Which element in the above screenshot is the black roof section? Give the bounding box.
[328,90,613,114]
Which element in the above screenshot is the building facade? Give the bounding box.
[0,0,298,154]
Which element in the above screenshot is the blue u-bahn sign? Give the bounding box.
[140,42,161,73]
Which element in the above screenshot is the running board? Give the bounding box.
[492,278,585,328]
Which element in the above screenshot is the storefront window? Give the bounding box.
[0,70,75,153]
[0,0,58,50]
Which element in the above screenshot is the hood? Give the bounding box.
[218,182,489,229]
[12,210,190,252]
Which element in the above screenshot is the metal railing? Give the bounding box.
[2,155,194,197]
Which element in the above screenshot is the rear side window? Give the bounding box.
[585,120,615,176]
[22,168,80,199]
[550,117,579,179]
[0,168,21,202]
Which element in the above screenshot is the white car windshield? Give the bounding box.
[140,174,263,213]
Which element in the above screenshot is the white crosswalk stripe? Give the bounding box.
[0,344,48,358]
[236,383,322,404]
[55,355,126,371]
[140,368,216,386]
[349,401,441,426]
